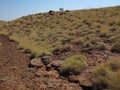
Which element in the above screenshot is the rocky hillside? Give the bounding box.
[0,6,120,90]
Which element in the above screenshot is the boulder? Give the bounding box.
[51,60,62,68]
[41,56,51,65]
[68,75,79,83]
[30,58,44,67]
[78,77,93,87]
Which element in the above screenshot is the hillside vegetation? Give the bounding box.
[0,6,120,57]
[0,6,120,90]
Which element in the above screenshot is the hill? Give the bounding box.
[0,6,120,90]
[0,6,120,56]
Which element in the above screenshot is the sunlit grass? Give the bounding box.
[0,6,120,57]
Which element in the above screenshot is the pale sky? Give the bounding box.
[0,0,120,21]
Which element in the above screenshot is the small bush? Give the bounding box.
[111,42,120,53]
[52,45,62,54]
[106,59,120,71]
[91,66,109,89]
[99,31,110,38]
[91,59,120,90]
[86,42,107,51]
[108,71,120,90]
[62,45,71,52]
[84,42,92,48]
[96,43,108,51]
[89,36,100,44]
[61,38,72,44]
[72,38,84,45]
[59,55,88,76]
[110,34,120,43]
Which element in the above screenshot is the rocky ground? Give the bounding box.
[0,35,82,90]
[0,35,119,90]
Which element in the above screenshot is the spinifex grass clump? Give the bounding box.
[111,42,120,53]
[59,54,88,76]
[91,59,120,90]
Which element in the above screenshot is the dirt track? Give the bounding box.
[0,35,82,90]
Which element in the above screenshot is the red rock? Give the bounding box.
[35,70,47,77]
[47,70,59,78]
[51,60,62,68]
[78,76,93,87]
[30,58,44,67]
[68,75,79,83]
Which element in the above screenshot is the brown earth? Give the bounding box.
[0,35,119,90]
[0,35,82,90]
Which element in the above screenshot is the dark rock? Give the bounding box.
[46,63,52,70]
[68,75,79,83]
[41,56,51,65]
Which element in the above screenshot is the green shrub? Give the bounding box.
[72,38,84,45]
[91,59,120,90]
[106,59,120,71]
[61,38,72,44]
[89,35,100,44]
[59,54,88,76]
[99,30,110,38]
[108,71,120,90]
[96,43,108,51]
[84,42,92,48]
[111,42,120,53]
[62,45,71,52]
[110,34,120,43]
[86,42,107,51]
[92,66,109,89]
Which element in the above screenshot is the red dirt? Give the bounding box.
[0,35,82,90]
[1,35,119,90]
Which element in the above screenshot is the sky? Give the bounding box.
[0,0,120,21]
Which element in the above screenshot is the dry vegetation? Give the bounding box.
[0,6,120,57]
[59,54,88,76]
[0,6,120,90]
[92,59,120,90]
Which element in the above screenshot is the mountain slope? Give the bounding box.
[0,6,120,57]
[0,6,120,90]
